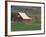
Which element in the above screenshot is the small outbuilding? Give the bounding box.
[15,12,32,24]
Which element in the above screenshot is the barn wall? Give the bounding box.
[22,19,32,23]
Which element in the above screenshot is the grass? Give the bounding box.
[11,20,41,31]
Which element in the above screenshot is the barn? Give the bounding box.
[15,12,32,24]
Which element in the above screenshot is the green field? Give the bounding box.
[11,20,41,31]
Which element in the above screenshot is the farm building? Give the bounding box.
[15,12,32,24]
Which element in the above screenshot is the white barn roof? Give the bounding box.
[18,12,32,19]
